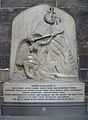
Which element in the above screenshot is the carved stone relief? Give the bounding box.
[10,4,78,81]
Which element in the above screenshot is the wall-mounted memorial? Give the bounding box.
[1,4,87,117]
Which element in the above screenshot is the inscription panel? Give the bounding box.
[4,82,85,102]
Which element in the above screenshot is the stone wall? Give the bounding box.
[0,0,88,95]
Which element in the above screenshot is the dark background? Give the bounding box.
[0,0,88,93]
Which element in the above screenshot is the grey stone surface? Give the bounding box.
[0,8,26,25]
[1,0,88,7]
[0,24,11,42]
[0,69,10,81]
[1,102,87,116]
[0,42,10,55]
[57,0,81,7]
[0,116,88,120]
[0,0,1,7]
[0,69,9,107]
[0,84,3,96]
[1,0,45,7]
[0,55,10,68]
[0,97,3,108]
[56,0,88,7]
[82,0,88,5]
[80,55,88,70]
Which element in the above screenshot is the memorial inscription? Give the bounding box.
[4,83,84,102]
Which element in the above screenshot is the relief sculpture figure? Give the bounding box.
[11,5,78,81]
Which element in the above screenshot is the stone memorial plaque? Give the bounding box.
[1,4,87,116]
[4,82,85,103]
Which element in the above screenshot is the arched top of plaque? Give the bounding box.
[10,4,77,81]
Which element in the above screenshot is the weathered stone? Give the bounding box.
[80,55,88,68]
[86,83,88,95]
[0,69,10,81]
[0,42,10,55]
[79,68,88,82]
[26,0,46,7]
[0,0,1,7]
[1,0,45,7]
[0,84,3,96]
[57,0,81,7]
[0,116,88,120]
[81,0,88,5]
[0,9,11,24]
[57,0,88,7]
[0,69,10,107]
[0,24,11,42]
[1,0,55,7]
[1,0,27,7]
[44,0,56,7]
[0,8,26,25]
[0,55,10,68]
[1,0,88,7]
[77,8,88,55]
